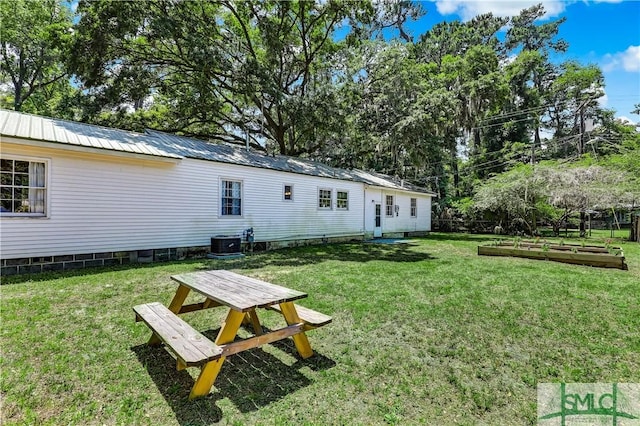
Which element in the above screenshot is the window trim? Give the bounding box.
[0,155,50,218]
[385,195,394,217]
[336,190,349,210]
[219,178,243,217]
[318,187,332,210]
[410,198,417,218]
[283,184,293,201]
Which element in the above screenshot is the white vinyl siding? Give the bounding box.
[364,188,432,236]
[0,142,366,259]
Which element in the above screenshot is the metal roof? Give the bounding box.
[0,109,435,195]
[0,109,181,159]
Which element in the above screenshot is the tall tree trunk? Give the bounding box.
[532,126,540,164]
[450,145,460,197]
[13,82,22,111]
[473,128,481,158]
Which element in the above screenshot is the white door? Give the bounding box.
[374,203,382,238]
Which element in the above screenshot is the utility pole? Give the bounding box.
[579,103,585,155]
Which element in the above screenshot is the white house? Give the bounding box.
[0,110,435,275]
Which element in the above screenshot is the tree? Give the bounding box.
[325,42,443,176]
[542,164,638,235]
[546,61,605,157]
[70,0,421,156]
[0,0,73,112]
[505,4,568,159]
[473,164,544,235]
[416,13,509,195]
[473,161,639,236]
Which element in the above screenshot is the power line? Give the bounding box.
[421,159,519,182]
[474,95,602,128]
[472,115,536,131]
[478,103,555,123]
[420,133,589,183]
[422,131,585,171]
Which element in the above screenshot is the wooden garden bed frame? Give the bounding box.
[478,242,627,270]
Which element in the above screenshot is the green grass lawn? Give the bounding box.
[1,233,639,425]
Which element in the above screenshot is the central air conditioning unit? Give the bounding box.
[210,235,241,255]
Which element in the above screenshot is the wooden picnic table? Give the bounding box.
[134,270,331,399]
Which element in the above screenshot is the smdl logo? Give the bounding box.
[538,383,639,425]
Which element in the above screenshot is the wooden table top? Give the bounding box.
[170,270,307,312]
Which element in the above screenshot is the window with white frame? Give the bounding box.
[221,179,242,216]
[283,184,293,201]
[385,195,394,217]
[0,157,47,216]
[318,188,332,209]
[337,190,349,210]
[410,198,417,217]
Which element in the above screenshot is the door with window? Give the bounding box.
[374,204,382,237]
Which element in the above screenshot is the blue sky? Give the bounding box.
[403,1,640,123]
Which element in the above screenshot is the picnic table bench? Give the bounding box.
[267,303,333,329]
[134,270,331,399]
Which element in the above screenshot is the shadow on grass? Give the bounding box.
[131,331,335,424]
[0,259,205,285]
[201,242,435,271]
[2,241,434,285]
[131,344,224,424]
[425,232,502,243]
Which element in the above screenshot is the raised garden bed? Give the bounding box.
[478,241,628,270]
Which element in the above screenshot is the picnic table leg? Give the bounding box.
[242,313,251,326]
[278,302,313,359]
[244,310,263,336]
[189,309,244,400]
[148,284,191,346]
[167,284,191,313]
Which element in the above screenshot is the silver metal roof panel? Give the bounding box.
[0,109,181,159]
[0,109,435,194]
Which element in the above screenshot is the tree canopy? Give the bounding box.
[0,0,73,113]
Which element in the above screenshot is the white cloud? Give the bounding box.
[433,0,567,21]
[616,116,635,125]
[621,46,640,72]
[603,45,640,72]
[597,91,608,108]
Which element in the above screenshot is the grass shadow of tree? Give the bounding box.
[199,242,436,271]
[426,233,505,243]
[131,344,224,425]
[131,329,335,422]
[0,260,180,285]
[3,238,442,285]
